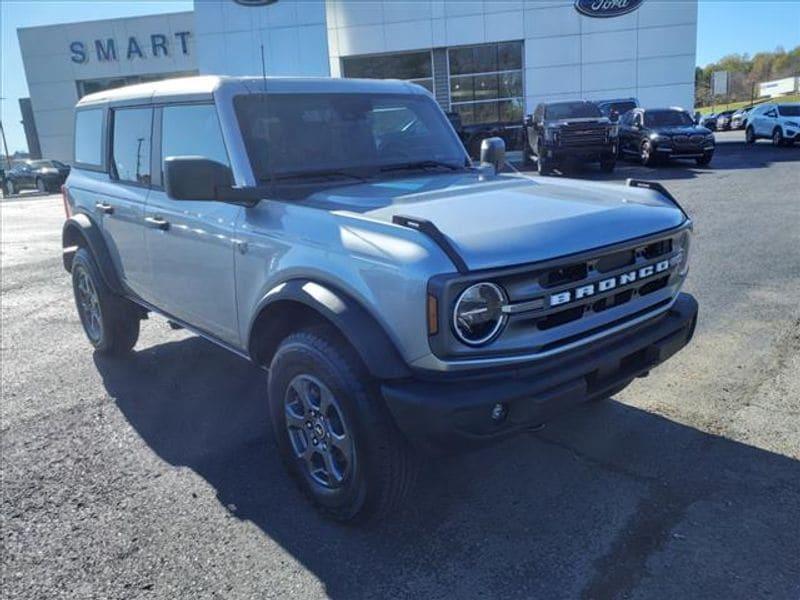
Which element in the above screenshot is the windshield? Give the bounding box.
[545,102,601,120]
[234,93,466,182]
[778,104,800,117]
[31,160,66,168]
[644,110,694,127]
[602,101,637,115]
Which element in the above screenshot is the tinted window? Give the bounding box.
[112,108,152,185]
[234,93,464,182]
[778,105,800,116]
[545,102,602,120]
[644,110,694,127]
[162,104,229,179]
[74,109,104,166]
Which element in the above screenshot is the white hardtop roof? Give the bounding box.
[76,75,428,107]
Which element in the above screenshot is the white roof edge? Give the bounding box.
[17,10,193,33]
[75,75,428,107]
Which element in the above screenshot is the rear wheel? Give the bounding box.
[36,178,47,193]
[745,126,756,144]
[772,128,784,147]
[71,247,140,355]
[268,328,418,523]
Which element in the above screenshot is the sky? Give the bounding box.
[1,0,799,153]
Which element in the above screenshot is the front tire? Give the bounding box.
[745,126,756,144]
[268,328,418,523]
[71,247,140,355]
[5,180,15,196]
[36,178,47,193]
[640,140,656,166]
[696,153,713,166]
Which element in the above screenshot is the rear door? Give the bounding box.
[144,103,242,345]
[102,106,153,298]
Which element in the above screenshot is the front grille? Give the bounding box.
[499,232,683,348]
[559,126,607,147]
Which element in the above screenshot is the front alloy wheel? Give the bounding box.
[640,140,655,166]
[284,374,354,489]
[745,127,756,144]
[773,128,784,147]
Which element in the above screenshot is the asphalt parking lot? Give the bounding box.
[2,131,799,599]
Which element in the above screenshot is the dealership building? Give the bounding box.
[18,0,698,161]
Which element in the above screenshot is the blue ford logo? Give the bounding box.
[574,0,645,18]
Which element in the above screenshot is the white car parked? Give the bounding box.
[745,102,800,146]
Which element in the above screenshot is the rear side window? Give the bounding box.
[112,108,152,185]
[74,109,104,167]
[161,104,230,180]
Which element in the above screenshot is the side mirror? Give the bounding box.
[479,137,506,173]
[164,156,233,201]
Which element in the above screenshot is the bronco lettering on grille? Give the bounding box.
[550,259,670,307]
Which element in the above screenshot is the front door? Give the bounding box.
[144,103,241,346]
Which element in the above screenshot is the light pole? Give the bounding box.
[0,96,12,169]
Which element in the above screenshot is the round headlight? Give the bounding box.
[452,282,507,346]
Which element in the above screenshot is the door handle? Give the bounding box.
[145,216,170,231]
[95,202,114,215]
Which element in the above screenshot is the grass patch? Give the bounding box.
[695,94,800,115]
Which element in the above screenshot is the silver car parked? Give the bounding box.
[63,76,698,522]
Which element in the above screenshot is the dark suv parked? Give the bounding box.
[3,159,70,195]
[523,101,617,175]
[618,108,715,166]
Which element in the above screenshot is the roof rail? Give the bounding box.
[626,179,689,219]
[392,215,469,274]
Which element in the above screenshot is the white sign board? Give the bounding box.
[712,71,728,96]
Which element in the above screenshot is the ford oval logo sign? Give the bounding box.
[575,0,644,18]
[234,0,278,6]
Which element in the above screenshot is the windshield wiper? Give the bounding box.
[379,160,465,174]
[266,170,371,183]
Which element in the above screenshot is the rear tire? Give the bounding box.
[36,178,47,193]
[745,126,756,144]
[772,128,784,147]
[71,247,140,355]
[268,328,418,523]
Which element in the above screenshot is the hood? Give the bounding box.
[308,173,686,271]
[546,116,611,127]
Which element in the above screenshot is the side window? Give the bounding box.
[74,109,104,167]
[112,107,152,185]
[161,104,230,181]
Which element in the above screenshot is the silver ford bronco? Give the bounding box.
[63,76,697,522]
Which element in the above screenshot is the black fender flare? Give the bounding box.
[62,212,124,295]
[248,279,411,380]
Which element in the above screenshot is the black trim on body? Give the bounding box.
[392,214,468,274]
[626,179,689,219]
[248,279,411,380]
[62,213,124,295]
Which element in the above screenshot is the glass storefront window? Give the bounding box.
[341,52,433,93]
[448,42,523,126]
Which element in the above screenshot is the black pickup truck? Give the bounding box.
[522,101,618,175]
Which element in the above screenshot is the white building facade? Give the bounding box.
[19,0,698,161]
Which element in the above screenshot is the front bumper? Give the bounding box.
[383,293,698,454]
[654,143,714,159]
[544,142,616,162]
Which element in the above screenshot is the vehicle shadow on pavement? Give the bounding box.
[94,338,800,599]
